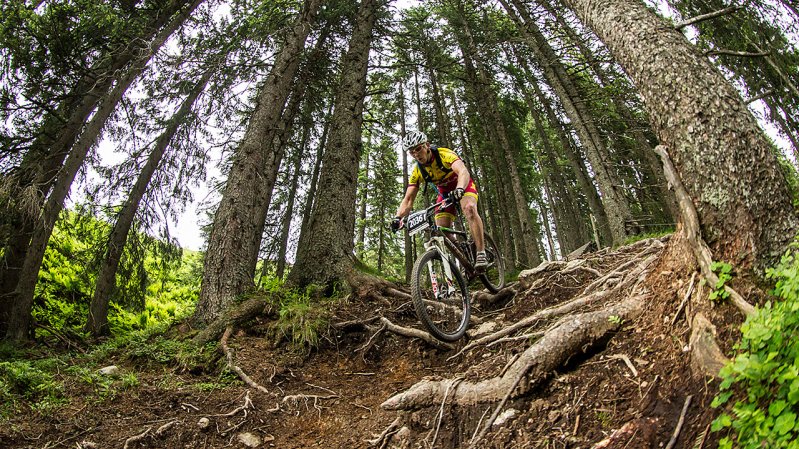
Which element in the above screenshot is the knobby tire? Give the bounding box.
[411,248,470,342]
[478,233,505,293]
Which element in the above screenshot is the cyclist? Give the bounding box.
[390,130,488,271]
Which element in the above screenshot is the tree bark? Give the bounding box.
[288,0,382,290]
[398,82,413,283]
[561,0,798,273]
[194,0,322,324]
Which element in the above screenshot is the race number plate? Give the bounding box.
[407,210,430,236]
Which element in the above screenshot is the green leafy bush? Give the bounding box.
[0,360,66,417]
[709,261,734,302]
[711,245,799,448]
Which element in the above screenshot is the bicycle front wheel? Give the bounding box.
[479,233,506,293]
[411,249,470,342]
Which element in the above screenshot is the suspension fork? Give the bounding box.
[425,237,456,296]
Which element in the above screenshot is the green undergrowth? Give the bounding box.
[258,277,341,354]
[711,241,799,448]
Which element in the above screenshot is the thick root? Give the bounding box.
[382,295,645,410]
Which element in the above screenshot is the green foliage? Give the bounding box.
[31,210,200,340]
[0,359,66,417]
[263,280,334,354]
[711,243,799,447]
[709,261,733,303]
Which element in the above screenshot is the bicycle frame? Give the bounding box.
[407,198,477,277]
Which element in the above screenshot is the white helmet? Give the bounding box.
[400,130,428,150]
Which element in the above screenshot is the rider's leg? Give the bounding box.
[435,214,453,229]
[460,195,484,252]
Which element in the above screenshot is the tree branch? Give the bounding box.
[704,48,770,58]
[674,6,742,30]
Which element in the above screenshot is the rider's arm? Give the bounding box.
[396,184,420,218]
[450,159,471,190]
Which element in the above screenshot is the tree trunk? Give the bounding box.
[535,0,678,224]
[194,0,322,324]
[276,130,308,280]
[87,69,213,337]
[501,0,633,245]
[356,150,370,258]
[398,82,413,283]
[287,0,381,290]
[0,0,201,337]
[561,0,799,273]
[4,0,202,342]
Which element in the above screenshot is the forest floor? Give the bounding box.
[0,232,751,449]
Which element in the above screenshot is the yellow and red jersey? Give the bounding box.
[409,146,461,190]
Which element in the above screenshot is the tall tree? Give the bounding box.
[87,66,215,337]
[561,0,798,273]
[4,0,204,341]
[500,0,635,246]
[288,0,383,289]
[193,0,323,324]
[0,0,201,338]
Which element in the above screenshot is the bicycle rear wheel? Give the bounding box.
[411,248,470,342]
[479,233,505,293]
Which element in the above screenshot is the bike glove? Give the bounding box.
[451,187,465,202]
[390,216,402,232]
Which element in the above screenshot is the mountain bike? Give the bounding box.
[399,196,505,341]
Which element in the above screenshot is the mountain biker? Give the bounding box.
[390,130,488,271]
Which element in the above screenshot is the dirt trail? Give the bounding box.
[1,234,743,448]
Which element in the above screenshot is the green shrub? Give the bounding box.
[0,360,66,417]
[264,283,332,354]
[711,244,799,448]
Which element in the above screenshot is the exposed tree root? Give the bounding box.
[334,316,455,351]
[453,239,662,359]
[655,145,754,317]
[382,295,645,411]
[367,416,403,448]
[473,282,520,305]
[194,297,275,345]
[689,313,730,378]
[221,327,270,395]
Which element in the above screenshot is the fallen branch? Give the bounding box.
[671,272,697,326]
[665,395,693,449]
[379,317,455,350]
[609,354,638,377]
[592,418,659,448]
[382,295,645,410]
[654,145,754,317]
[221,327,270,394]
[122,427,151,449]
